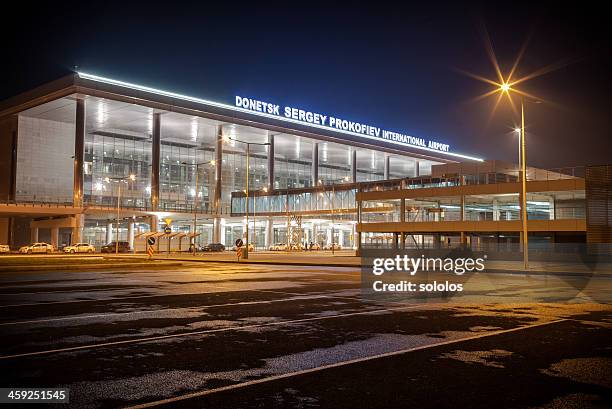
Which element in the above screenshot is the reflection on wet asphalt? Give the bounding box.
[0,263,609,408]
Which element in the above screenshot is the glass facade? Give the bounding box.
[13,91,590,252]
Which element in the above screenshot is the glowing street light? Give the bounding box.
[459,29,562,270]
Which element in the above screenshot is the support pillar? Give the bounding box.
[384,155,390,180]
[128,221,135,250]
[50,227,59,249]
[265,217,273,250]
[213,217,222,243]
[549,196,555,220]
[460,194,466,245]
[326,228,332,246]
[73,99,85,207]
[106,222,113,244]
[338,229,344,247]
[401,233,406,249]
[353,223,358,250]
[151,113,161,211]
[150,215,158,232]
[493,199,500,221]
[311,143,319,186]
[351,149,357,183]
[31,227,39,243]
[267,134,275,191]
[72,214,84,244]
[393,232,398,250]
[214,126,223,213]
[414,160,420,177]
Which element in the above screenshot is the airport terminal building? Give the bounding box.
[0,73,608,253]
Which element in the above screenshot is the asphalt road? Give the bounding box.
[0,263,609,408]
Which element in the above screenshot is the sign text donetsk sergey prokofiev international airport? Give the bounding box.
[235,96,451,154]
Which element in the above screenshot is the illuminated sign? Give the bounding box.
[75,72,482,161]
[235,96,450,154]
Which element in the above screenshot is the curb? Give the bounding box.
[0,261,185,273]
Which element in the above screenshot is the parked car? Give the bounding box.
[269,243,287,251]
[201,243,226,252]
[290,243,304,251]
[324,243,342,251]
[64,243,96,254]
[0,244,10,254]
[308,243,322,251]
[19,242,54,254]
[100,241,131,253]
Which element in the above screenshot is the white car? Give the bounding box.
[64,243,96,254]
[0,244,10,254]
[324,243,342,251]
[269,243,287,251]
[19,242,54,254]
[308,243,322,251]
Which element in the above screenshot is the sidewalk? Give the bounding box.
[133,251,612,276]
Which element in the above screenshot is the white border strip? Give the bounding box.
[76,72,484,162]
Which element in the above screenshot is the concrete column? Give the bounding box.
[393,232,398,250]
[414,160,420,177]
[149,215,158,233]
[338,229,344,247]
[214,126,223,213]
[400,198,405,222]
[493,199,500,221]
[128,221,135,250]
[51,227,59,249]
[326,228,332,246]
[401,233,406,249]
[311,143,319,186]
[73,98,85,207]
[106,222,113,244]
[267,134,275,191]
[353,223,358,249]
[72,214,84,244]
[384,155,390,180]
[151,113,161,211]
[351,150,357,183]
[549,197,555,220]
[312,223,318,246]
[31,227,39,243]
[460,194,466,245]
[213,217,222,243]
[265,217,273,249]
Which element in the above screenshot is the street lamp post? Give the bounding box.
[104,174,136,255]
[182,160,216,255]
[520,100,528,270]
[223,136,270,259]
[500,84,533,270]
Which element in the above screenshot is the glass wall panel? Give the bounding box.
[356,149,384,182]
[83,97,152,209]
[273,134,313,189]
[319,141,351,185]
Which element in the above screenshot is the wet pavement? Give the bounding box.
[0,263,609,408]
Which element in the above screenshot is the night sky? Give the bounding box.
[2,1,609,168]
